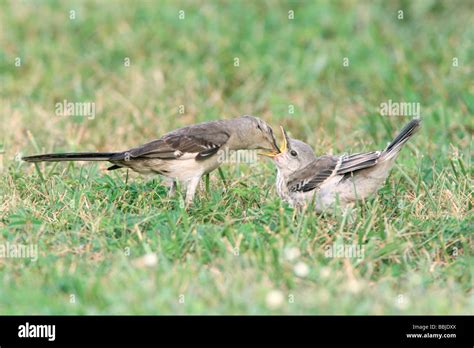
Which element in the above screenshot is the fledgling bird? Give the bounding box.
[267,119,421,212]
[23,115,280,205]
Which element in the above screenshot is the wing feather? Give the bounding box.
[287,150,383,193]
[111,127,230,161]
[336,151,381,175]
[287,156,339,193]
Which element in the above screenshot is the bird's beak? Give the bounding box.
[259,126,288,158]
[258,128,280,158]
[279,126,289,153]
[258,148,279,158]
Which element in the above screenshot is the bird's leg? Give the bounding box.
[204,173,210,193]
[185,176,201,207]
[162,178,177,198]
[168,180,177,198]
[217,167,228,192]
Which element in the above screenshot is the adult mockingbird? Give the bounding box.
[265,119,421,212]
[23,115,280,205]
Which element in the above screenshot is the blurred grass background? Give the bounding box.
[0,0,472,314]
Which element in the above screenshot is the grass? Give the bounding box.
[0,0,472,314]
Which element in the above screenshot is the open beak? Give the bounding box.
[279,126,289,153]
[258,148,279,158]
[258,126,288,158]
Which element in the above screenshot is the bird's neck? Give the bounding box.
[276,170,290,198]
[224,119,253,150]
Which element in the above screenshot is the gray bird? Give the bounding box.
[23,115,280,205]
[265,119,421,212]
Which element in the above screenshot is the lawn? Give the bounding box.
[0,0,472,314]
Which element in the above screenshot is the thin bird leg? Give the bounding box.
[205,173,210,193]
[217,167,227,192]
[167,180,177,198]
[185,176,201,206]
[162,178,177,198]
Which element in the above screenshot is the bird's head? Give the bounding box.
[238,115,280,154]
[263,126,315,177]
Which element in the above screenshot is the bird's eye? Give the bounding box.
[290,150,298,157]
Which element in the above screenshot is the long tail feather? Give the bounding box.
[382,118,421,160]
[22,152,120,162]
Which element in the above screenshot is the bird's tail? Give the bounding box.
[22,152,121,162]
[382,118,421,161]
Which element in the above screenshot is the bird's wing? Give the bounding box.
[287,155,340,193]
[287,151,382,193]
[336,151,381,175]
[112,126,231,161]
